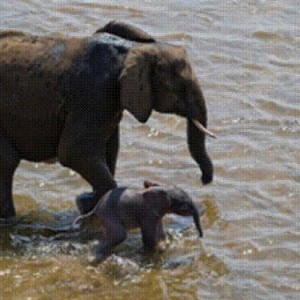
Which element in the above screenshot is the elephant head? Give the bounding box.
[120,43,214,185]
[144,185,203,237]
[167,187,203,238]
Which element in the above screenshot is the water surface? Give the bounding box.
[0,0,299,299]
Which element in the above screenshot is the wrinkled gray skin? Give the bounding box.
[0,21,213,220]
[74,180,203,263]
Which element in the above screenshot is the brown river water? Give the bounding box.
[0,0,299,299]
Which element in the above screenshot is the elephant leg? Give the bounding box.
[141,218,158,253]
[61,155,117,213]
[156,220,166,242]
[92,218,127,262]
[60,153,116,196]
[58,116,117,213]
[105,126,119,177]
[0,136,20,219]
[75,191,98,215]
[155,220,166,251]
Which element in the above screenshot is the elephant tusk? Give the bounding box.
[192,119,217,139]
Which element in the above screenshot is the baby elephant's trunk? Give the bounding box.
[192,206,203,238]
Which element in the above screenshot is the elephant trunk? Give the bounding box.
[192,206,203,238]
[187,119,213,184]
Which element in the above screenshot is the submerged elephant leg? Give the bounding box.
[75,191,98,215]
[58,116,117,213]
[0,137,20,219]
[105,126,119,177]
[141,218,158,253]
[155,220,166,251]
[61,155,117,213]
[156,220,166,241]
[92,218,127,263]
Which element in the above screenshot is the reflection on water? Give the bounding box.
[0,0,299,299]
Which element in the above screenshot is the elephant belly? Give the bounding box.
[0,65,65,161]
[119,211,140,229]
[0,110,62,162]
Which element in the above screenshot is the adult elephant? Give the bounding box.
[0,21,214,219]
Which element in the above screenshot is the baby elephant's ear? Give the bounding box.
[143,189,171,216]
[143,180,161,188]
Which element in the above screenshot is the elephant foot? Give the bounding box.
[76,192,99,215]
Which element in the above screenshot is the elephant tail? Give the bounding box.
[71,210,96,230]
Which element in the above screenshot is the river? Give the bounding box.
[0,1,299,299]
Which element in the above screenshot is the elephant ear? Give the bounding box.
[119,45,158,123]
[143,188,171,217]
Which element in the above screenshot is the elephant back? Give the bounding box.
[95,21,156,43]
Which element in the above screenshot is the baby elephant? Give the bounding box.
[73,181,203,262]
